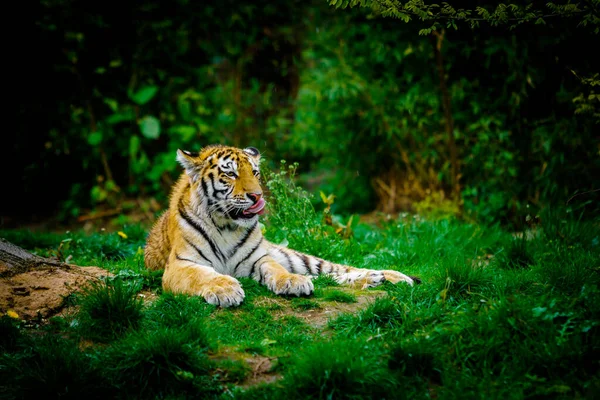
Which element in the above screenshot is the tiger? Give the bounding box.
[144,144,417,307]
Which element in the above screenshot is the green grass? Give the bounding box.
[77,277,145,342]
[1,334,109,400]
[291,298,321,310]
[101,322,218,398]
[316,288,357,303]
[329,297,406,336]
[0,315,22,352]
[1,172,599,398]
[279,340,397,399]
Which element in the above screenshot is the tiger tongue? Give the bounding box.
[243,197,266,215]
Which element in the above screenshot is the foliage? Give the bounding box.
[327,0,600,33]
[262,160,364,266]
[7,0,599,229]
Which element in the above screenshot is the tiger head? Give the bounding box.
[176,145,265,226]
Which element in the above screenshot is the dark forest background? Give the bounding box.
[6,0,600,229]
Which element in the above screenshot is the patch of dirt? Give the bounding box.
[207,289,389,390]
[136,289,161,305]
[210,347,282,389]
[254,288,387,328]
[240,355,280,388]
[0,265,111,320]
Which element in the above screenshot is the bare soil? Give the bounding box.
[253,289,387,328]
[0,264,110,320]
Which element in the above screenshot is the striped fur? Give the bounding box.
[144,145,415,307]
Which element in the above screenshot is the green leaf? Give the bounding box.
[103,98,119,112]
[129,135,141,157]
[129,85,159,105]
[260,338,277,347]
[88,131,103,146]
[169,125,196,140]
[139,115,161,139]
[106,109,135,124]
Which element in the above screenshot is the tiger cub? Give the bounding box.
[144,144,416,307]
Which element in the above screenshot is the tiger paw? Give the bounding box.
[199,275,245,307]
[382,270,415,286]
[267,272,314,296]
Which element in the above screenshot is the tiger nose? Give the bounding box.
[247,192,262,204]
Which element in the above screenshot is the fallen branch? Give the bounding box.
[77,208,123,222]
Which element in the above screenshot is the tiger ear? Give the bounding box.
[243,147,261,160]
[176,149,201,180]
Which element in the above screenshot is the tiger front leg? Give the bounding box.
[163,255,245,307]
[254,256,314,296]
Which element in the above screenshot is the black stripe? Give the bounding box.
[181,150,199,157]
[223,223,237,231]
[209,214,225,232]
[201,177,211,196]
[315,259,323,274]
[279,248,295,273]
[297,252,311,274]
[229,222,257,258]
[178,201,225,264]
[254,254,270,284]
[183,237,212,264]
[209,172,226,195]
[250,254,269,278]
[235,237,264,276]
[176,254,198,264]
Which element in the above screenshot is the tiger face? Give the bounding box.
[176,145,265,226]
